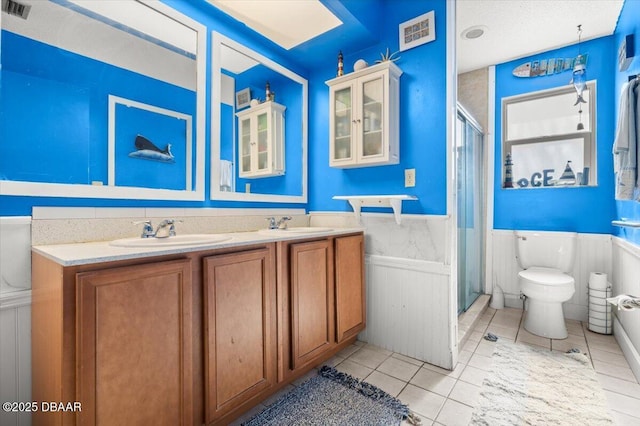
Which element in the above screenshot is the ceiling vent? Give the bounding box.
[1,0,31,19]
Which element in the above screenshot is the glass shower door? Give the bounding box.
[456,107,484,313]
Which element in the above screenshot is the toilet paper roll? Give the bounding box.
[589,272,608,290]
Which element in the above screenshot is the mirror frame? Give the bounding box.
[0,0,207,201]
[210,31,308,203]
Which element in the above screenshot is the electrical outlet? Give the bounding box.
[245,183,251,193]
[405,168,416,187]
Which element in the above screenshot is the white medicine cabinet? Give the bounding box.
[326,61,402,168]
[235,101,286,178]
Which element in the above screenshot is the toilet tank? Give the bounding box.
[0,216,32,294]
[514,230,577,273]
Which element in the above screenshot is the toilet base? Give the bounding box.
[523,299,568,339]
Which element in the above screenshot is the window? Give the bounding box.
[502,82,596,188]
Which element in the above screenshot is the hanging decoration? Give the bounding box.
[572,24,587,105]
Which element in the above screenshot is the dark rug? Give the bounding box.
[242,365,419,425]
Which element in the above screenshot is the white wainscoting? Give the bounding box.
[0,291,32,426]
[611,237,640,381]
[491,230,612,321]
[359,255,453,369]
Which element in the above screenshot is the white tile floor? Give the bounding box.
[233,307,640,425]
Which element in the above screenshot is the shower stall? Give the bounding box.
[456,105,485,313]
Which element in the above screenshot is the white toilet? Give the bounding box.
[515,230,577,339]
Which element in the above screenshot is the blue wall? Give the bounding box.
[493,36,617,233]
[613,0,640,245]
[307,0,448,215]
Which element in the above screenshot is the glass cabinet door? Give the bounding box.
[240,117,251,174]
[361,76,384,159]
[257,112,269,171]
[333,86,352,160]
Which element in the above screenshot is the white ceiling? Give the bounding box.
[456,0,624,74]
[208,0,342,49]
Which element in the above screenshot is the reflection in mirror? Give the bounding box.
[211,32,307,203]
[0,0,206,200]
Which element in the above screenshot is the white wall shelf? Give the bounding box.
[333,195,418,224]
[612,220,640,228]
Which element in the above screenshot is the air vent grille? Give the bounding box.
[1,0,31,19]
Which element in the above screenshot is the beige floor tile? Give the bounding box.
[597,373,640,399]
[516,328,551,349]
[551,337,590,355]
[363,343,393,356]
[401,412,431,426]
[594,359,639,383]
[457,350,473,365]
[410,368,457,397]
[604,390,640,418]
[473,322,489,333]
[354,340,366,346]
[474,340,498,357]
[485,323,518,340]
[566,320,585,337]
[588,339,624,355]
[458,364,488,387]
[490,314,521,328]
[336,344,362,358]
[334,359,373,380]
[392,352,425,367]
[435,398,474,426]
[467,353,493,371]
[322,354,345,367]
[422,362,465,379]
[448,379,482,407]
[466,330,484,344]
[377,356,421,382]
[364,370,407,397]
[348,347,391,369]
[591,348,632,368]
[611,409,640,426]
[397,384,446,420]
[462,339,479,353]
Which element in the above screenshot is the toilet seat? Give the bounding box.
[518,267,574,286]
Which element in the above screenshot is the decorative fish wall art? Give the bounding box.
[512,54,588,78]
[128,134,175,163]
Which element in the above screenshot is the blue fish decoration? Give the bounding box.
[129,135,175,163]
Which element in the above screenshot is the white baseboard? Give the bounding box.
[614,316,640,383]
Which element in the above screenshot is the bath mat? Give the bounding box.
[471,342,614,425]
[242,365,419,425]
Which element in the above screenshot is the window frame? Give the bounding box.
[502,81,597,188]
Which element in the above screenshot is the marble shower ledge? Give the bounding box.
[332,195,418,224]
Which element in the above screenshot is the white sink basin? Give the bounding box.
[110,234,232,248]
[258,227,334,235]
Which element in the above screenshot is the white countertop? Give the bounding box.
[32,228,364,267]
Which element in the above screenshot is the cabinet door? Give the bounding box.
[290,239,335,369]
[239,116,252,175]
[76,259,193,426]
[335,234,366,342]
[203,248,276,423]
[357,71,387,164]
[329,82,355,166]
[256,111,270,172]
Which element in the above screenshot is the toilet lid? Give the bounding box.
[519,268,574,286]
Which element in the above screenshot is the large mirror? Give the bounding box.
[0,0,206,200]
[211,32,307,203]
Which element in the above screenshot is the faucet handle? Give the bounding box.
[133,220,154,238]
[265,217,277,229]
[277,216,292,230]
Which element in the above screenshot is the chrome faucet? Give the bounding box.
[133,220,155,238]
[266,216,292,230]
[154,219,179,238]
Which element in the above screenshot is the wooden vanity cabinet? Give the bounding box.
[75,259,193,426]
[335,233,366,343]
[203,248,277,424]
[278,233,365,381]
